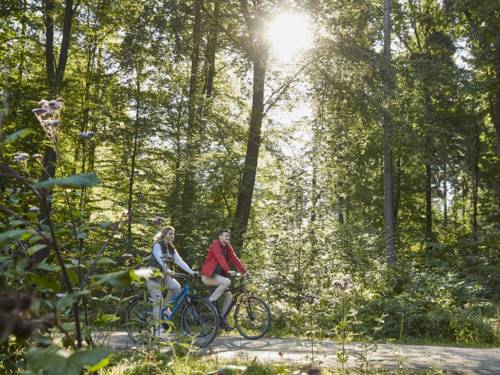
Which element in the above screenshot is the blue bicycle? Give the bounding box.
[125,273,219,347]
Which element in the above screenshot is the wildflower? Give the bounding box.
[32,153,43,162]
[333,274,352,293]
[48,100,62,110]
[134,267,153,279]
[110,221,120,231]
[152,216,166,226]
[79,131,95,139]
[29,206,40,212]
[303,292,317,305]
[43,120,60,127]
[13,152,29,163]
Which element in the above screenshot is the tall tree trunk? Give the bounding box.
[425,163,433,246]
[127,72,141,250]
[382,0,396,265]
[179,0,203,240]
[41,0,77,180]
[471,121,480,255]
[234,57,267,249]
[424,93,434,249]
[443,161,448,227]
[394,157,401,226]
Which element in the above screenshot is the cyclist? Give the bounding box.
[148,225,197,337]
[201,229,249,330]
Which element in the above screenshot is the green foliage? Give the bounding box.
[24,346,111,375]
[1,0,500,373]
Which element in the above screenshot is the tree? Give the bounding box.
[383,0,396,265]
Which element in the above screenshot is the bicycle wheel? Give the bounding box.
[125,296,152,344]
[180,296,219,347]
[234,296,271,340]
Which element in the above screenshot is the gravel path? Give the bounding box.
[102,332,500,374]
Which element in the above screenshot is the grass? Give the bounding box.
[99,348,455,375]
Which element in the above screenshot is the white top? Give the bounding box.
[152,243,194,275]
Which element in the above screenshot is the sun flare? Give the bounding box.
[266,13,313,63]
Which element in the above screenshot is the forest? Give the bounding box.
[0,0,499,374]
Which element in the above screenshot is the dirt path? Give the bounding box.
[103,332,500,374]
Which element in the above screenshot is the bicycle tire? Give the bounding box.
[125,296,151,344]
[180,296,219,347]
[234,295,271,340]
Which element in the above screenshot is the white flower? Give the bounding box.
[43,120,60,127]
[13,152,29,163]
[79,131,95,139]
[32,153,43,162]
[29,206,40,212]
[134,267,153,279]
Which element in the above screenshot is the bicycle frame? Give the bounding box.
[222,279,248,319]
[160,281,191,320]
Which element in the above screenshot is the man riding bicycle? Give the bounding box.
[201,229,250,330]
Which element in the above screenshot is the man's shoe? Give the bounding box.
[219,315,233,331]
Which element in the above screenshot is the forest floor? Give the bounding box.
[103,332,500,374]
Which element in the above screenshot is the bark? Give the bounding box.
[443,161,448,227]
[179,0,203,237]
[40,0,77,203]
[127,72,141,250]
[233,0,269,249]
[394,158,401,226]
[383,0,396,265]
[424,93,434,249]
[471,121,480,255]
[234,57,266,249]
[425,163,433,246]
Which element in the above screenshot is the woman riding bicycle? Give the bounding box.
[148,225,198,337]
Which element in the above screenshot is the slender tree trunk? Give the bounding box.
[234,57,267,249]
[443,161,448,227]
[424,93,434,249]
[425,163,433,246]
[179,0,203,239]
[394,158,401,225]
[41,0,77,180]
[383,0,396,265]
[471,121,480,255]
[127,72,141,249]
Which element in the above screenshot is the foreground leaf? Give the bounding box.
[33,173,101,190]
[0,128,33,146]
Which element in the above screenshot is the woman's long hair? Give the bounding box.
[154,226,176,255]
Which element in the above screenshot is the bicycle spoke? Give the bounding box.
[235,296,271,340]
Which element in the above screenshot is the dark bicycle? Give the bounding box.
[220,274,271,340]
[125,273,219,347]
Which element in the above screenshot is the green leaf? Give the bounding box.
[0,128,33,146]
[27,244,47,255]
[93,270,135,288]
[93,313,119,327]
[25,272,60,292]
[26,346,111,375]
[96,257,116,265]
[0,229,36,244]
[37,262,57,271]
[67,348,112,373]
[88,355,111,372]
[33,173,101,190]
[57,290,89,311]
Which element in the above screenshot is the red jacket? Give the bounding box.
[201,240,246,277]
